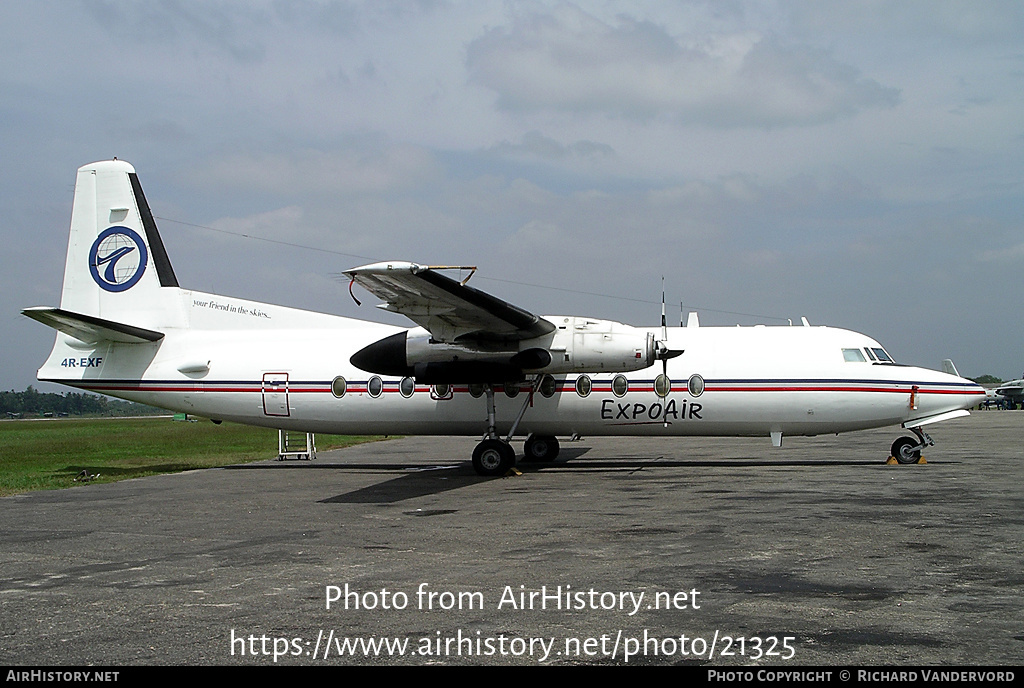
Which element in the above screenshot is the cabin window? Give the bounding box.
[612,374,628,397]
[331,376,347,398]
[539,375,557,398]
[843,348,867,362]
[654,374,671,398]
[870,347,894,362]
[469,383,484,398]
[504,381,520,398]
[367,376,383,398]
[433,383,451,399]
[575,375,592,397]
[400,377,415,398]
[687,374,705,397]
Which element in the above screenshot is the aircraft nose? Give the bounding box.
[957,377,986,410]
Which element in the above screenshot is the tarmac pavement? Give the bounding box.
[2,412,1022,665]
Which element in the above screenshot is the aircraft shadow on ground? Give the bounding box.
[221,447,927,504]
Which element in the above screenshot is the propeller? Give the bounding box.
[655,278,684,426]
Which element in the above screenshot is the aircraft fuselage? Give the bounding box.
[36,287,981,441]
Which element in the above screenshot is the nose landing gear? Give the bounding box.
[890,426,933,464]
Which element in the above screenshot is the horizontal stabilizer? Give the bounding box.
[22,307,164,344]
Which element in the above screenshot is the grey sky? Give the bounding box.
[3,0,1022,392]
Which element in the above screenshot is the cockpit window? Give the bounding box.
[864,348,877,361]
[870,347,894,363]
[843,348,867,362]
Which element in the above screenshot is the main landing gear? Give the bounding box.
[470,379,560,477]
[471,434,561,476]
[472,438,516,476]
[523,434,560,462]
[890,426,933,464]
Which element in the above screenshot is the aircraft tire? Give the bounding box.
[472,439,515,476]
[891,436,922,464]
[523,434,559,462]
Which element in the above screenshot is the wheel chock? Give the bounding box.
[885,456,927,465]
[505,466,522,477]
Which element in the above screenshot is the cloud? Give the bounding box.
[487,131,614,160]
[466,6,899,127]
[500,219,567,255]
[2,1,1021,388]
[194,142,440,196]
[976,242,1024,263]
[83,0,268,62]
[789,1,1024,45]
[209,205,305,241]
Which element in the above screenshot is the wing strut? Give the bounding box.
[505,375,543,443]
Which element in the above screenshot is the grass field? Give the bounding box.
[0,417,380,496]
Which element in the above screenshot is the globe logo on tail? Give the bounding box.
[88,227,148,292]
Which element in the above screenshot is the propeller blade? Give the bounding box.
[656,348,684,360]
[662,356,670,427]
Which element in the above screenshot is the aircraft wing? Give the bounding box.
[343,262,555,343]
[996,382,1023,397]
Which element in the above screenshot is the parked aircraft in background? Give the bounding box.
[23,161,985,476]
[993,379,1024,409]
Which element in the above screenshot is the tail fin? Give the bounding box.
[54,160,185,331]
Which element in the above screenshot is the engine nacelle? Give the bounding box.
[544,316,655,373]
[350,318,657,382]
[350,328,523,380]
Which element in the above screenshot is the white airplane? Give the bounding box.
[23,160,986,476]
[993,379,1024,409]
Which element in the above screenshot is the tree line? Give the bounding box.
[1,386,162,417]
